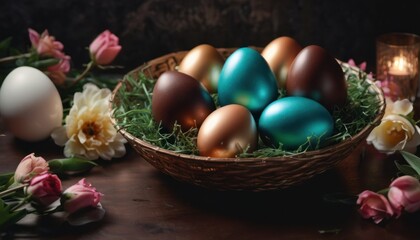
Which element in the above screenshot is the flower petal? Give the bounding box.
[392,99,413,116]
[28,28,40,47]
[384,114,415,137]
[55,83,126,161]
[51,126,69,146]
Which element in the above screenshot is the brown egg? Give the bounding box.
[261,37,302,88]
[197,104,257,158]
[152,71,216,132]
[178,44,224,93]
[286,45,347,111]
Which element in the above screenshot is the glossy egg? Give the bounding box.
[261,36,302,89]
[259,96,334,150]
[218,47,278,117]
[178,44,224,93]
[0,66,63,141]
[152,71,216,132]
[197,104,257,158]
[286,45,347,111]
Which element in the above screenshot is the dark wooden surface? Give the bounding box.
[1,118,420,239]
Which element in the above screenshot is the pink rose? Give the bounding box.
[46,55,71,85]
[89,30,121,65]
[388,176,420,215]
[14,153,49,183]
[28,28,71,85]
[29,28,64,58]
[61,178,103,214]
[357,190,394,224]
[26,173,62,207]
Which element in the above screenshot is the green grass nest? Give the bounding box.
[112,64,381,158]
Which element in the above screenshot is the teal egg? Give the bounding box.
[258,96,334,150]
[218,47,278,117]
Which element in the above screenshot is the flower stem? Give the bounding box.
[0,53,31,63]
[0,184,26,198]
[70,61,95,87]
[10,195,31,211]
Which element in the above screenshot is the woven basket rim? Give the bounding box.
[109,49,385,164]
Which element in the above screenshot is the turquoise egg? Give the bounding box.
[218,47,278,117]
[258,96,334,150]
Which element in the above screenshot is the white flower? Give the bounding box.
[51,84,126,160]
[384,98,413,116]
[367,98,420,154]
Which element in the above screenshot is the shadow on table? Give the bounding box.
[155,165,354,230]
[0,213,107,239]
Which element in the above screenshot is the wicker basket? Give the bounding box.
[110,48,385,191]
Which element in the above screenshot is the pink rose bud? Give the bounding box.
[388,175,420,215]
[14,153,49,183]
[61,178,103,214]
[89,30,121,65]
[26,173,62,207]
[347,59,356,67]
[47,55,71,85]
[28,28,65,59]
[357,190,394,224]
[28,28,71,86]
[359,61,367,71]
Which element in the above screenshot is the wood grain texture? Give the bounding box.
[1,127,420,238]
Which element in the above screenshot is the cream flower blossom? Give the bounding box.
[367,98,420,154]
[51,84,126,160]
[384,98,413,116]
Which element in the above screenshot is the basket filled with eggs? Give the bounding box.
[110,37,385,191]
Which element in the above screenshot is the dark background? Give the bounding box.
[1,0,419,74]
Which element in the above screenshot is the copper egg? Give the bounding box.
[178,44,224,93]
[197,104,257,158]
[151,71,216,132]
[261,37,302,89]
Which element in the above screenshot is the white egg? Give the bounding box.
[0,66,63,141]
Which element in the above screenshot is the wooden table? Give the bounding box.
[1,120,420,239]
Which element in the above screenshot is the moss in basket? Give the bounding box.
[112,64,381,157]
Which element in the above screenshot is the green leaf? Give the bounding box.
[395,161,419,176]
[400,151,420,176]
[0,172,13,186]
[9,48,21,56]
[0,37,12,56]
[399,114,417,128]
[0,199,27,231]
[48,157,97,175]
[377,188,390,196]
[29,58,60,69]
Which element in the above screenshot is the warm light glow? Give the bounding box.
[395,57,405,70]
[388,55,412,75]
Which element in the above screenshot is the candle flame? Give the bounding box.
[387,54,413,75]
[394,55,407,71]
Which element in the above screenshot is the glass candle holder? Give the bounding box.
[376,33,420,101]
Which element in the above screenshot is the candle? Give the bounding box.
[376,33,420,102]
[388,55,411,76]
